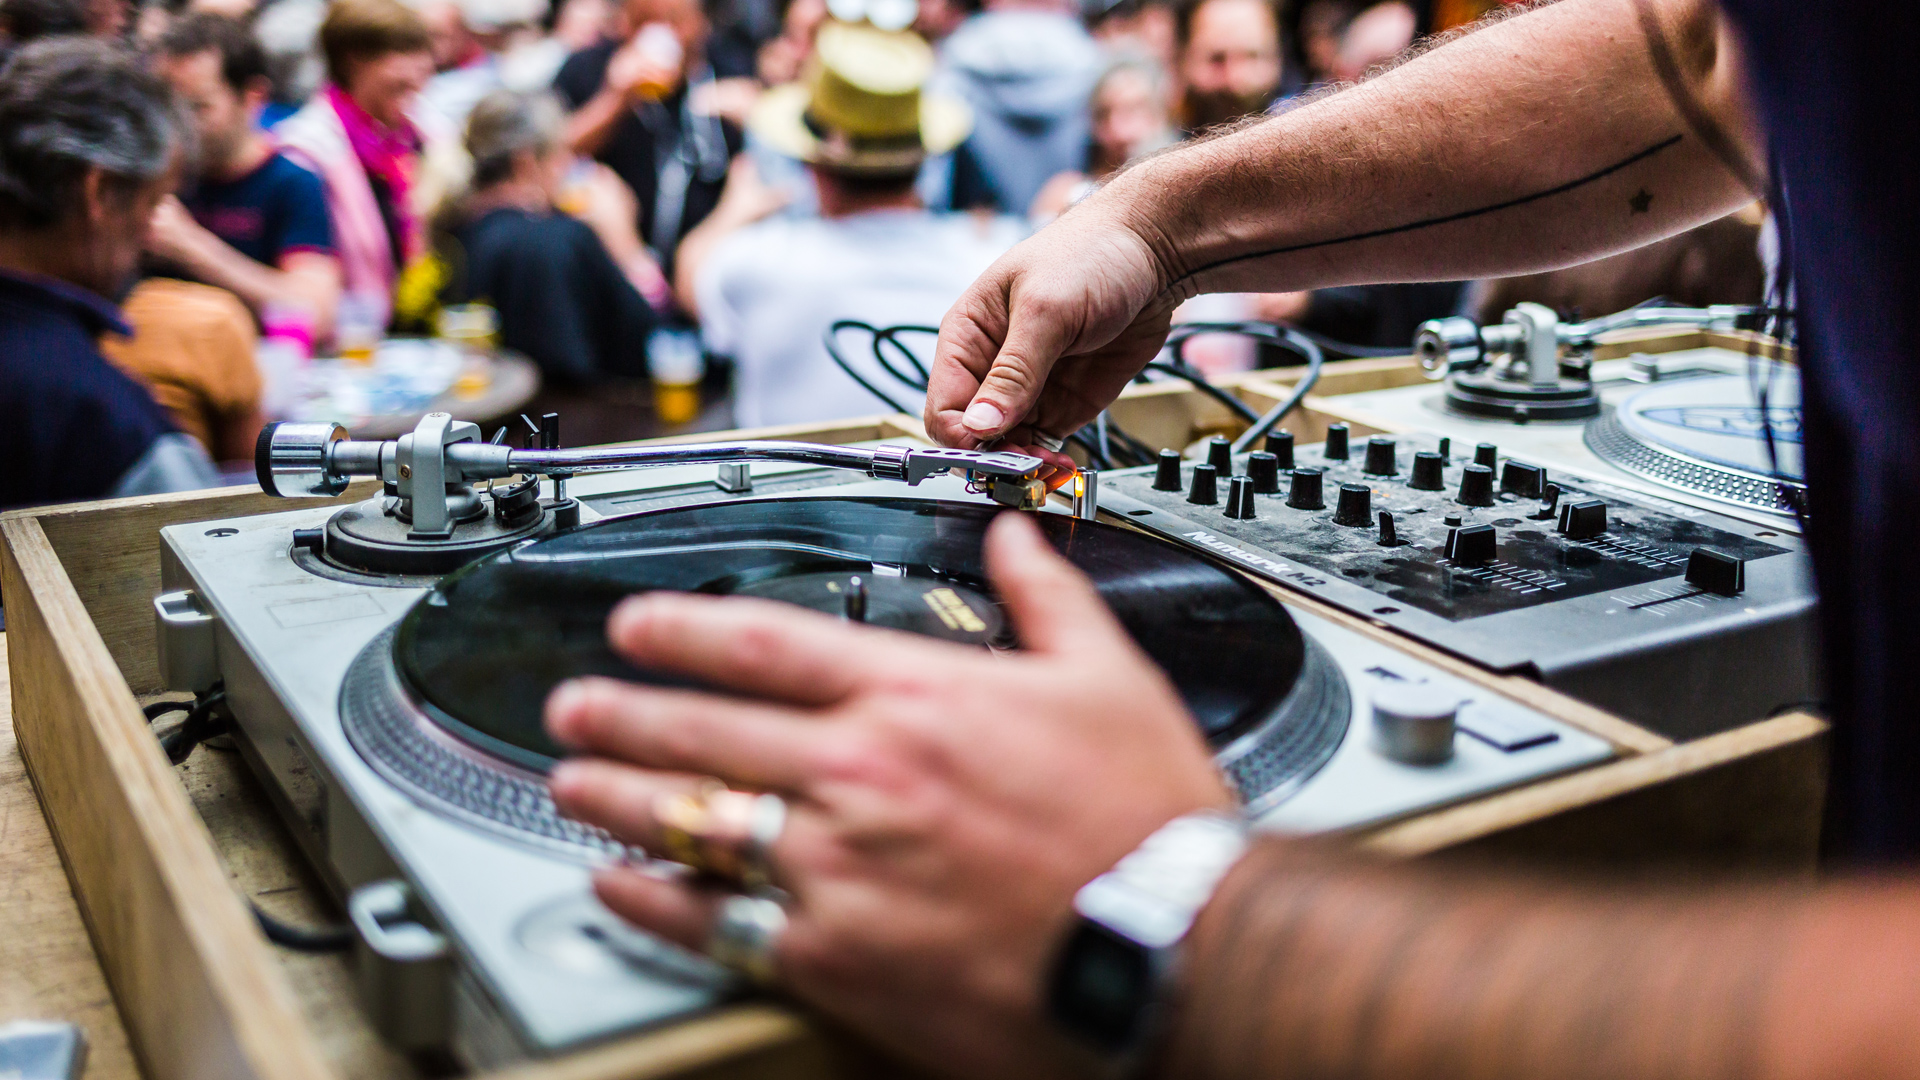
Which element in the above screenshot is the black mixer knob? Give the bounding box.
[1557,498,1608,539]
[1445,523,1497,565]
[1287,467,1326,509]
[1266,430,1295,468]
[1225,476,1258,520]
[1334,483,1373,526]
[1153,449,1183,491]
[1474,442,1499,469]
[1248,451,1281,493]
[1363,436,1398,476]
[1189,463,1219,505]
[1685,547,1746,595]
[1324,423,1350,460]
[1457,463,1495,506]
[1501,461,1546,499]
[1378,511,1401,546]
[1206,435,1233,476]
[1409,451,1446,491]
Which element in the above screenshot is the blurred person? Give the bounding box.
[538,4,1920,1080]
[149,12,342,338]
[276,0,460,330]
[911,0,974,43]
[253,0,326,127]
[1176,0,1295,132]
[0,0,89,44]
[0,38,219,510]
[1328,0,1414,81]
[1294,0,1356,83]
[417,0,554,124]
[937,0,1101,214]
[677,21,1023,428]
[753,0,822,86]
[98,278,265,464]
[1084,0,1176,72]
[1029,51,1175,221]
[440,89,658,384]
[553,0,751,273]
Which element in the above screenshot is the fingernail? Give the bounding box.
[962,399,1005,433]
[545,680,586,746]
[548,760,583,799]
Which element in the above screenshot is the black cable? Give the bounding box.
[824,320,913,414]
[145,699,187,721]
[872,325,937,390]
[1141,361,1263,424]
[252,904,354,953]
[156,686,230,766]
[1281,325,1409,360]
[1233,328,1326,452]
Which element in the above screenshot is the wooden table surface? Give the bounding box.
[0,634,140,1080]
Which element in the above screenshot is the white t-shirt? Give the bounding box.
[696,209,1028,429]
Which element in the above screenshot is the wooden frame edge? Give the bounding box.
[1,516,333,1080]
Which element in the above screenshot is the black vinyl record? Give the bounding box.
[393,497,1307,772]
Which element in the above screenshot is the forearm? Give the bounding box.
[1100,0,1761,300]
[566,88,630,157]
[1159,842,1920,1080]
[167,233,336,334]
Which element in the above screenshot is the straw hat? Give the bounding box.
[748,21,973,176]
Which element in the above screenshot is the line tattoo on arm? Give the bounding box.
[1172,133,1686,288]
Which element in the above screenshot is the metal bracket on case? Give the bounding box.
[154,589,219,693]
[349,879,453,1052]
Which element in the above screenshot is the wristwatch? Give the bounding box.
[1045,811,1251,1066]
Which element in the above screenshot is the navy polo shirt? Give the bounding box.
[0,270,177,511]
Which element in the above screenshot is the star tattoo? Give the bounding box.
[1629,189,1654,213]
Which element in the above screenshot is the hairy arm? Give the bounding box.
[927,0,1762,451]
[1160,843,1920,1080]
[148,197,343,338]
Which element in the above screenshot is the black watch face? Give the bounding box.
[1048,920,1155,1054]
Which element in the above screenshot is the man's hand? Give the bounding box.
[927,200,1176,461]
[545,513,1231,1078]
[144,194,213,265]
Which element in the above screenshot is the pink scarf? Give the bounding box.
[327,84,422,261]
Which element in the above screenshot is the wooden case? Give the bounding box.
[2,390,1824,1080]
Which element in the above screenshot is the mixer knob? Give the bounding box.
[1378,511,1401,546]
[1324,423,1350,460]
[1457,463,1495,506]
[1363,436,1398,476]
[1153,449,1183,491]
[1500,461,1546,499]
[1333,483,1373,526]
[1266,430,1295,468]
[1437,437,1451,460]
[1225,476,1258,520]
[1286,467,1326,509]
[1188,463,1219,505]
[1686,548,1746,594]
[1557,498,1608,539]
[1409,451,1446,491]
[1206,435,1233,475]
[1370,682,1459,765]
[1445,523,1497,564]
[1474,442,1499,469]
[1248,451,1281,493]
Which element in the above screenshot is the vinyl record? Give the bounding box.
[341,497,1347,856]
[395,496,1302,765]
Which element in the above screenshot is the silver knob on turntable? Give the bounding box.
[1413,315,1485,379]
[1370,682,1460,765]
[255,421,350,497]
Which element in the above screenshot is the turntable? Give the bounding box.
[1338,303,1804,529]
[152,413,1610,1064]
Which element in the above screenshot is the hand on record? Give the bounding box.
[545,512,1232,1078]
[926,190,1178,464]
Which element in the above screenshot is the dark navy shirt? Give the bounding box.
[0,271,177,511]
[1719,1,1920,860]
[181,150,334,268]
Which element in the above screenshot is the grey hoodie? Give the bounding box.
[935,10,1102,215]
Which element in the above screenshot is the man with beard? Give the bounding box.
[1176,0,1299,132]
[148,12,343,338]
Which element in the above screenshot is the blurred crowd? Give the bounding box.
[0,0,1765,509]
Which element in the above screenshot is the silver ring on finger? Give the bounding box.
[708,893,788,985]
[740,793,787,895]
[1031,430,1066,453]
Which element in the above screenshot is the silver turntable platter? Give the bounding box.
[1585,363,1804,515]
